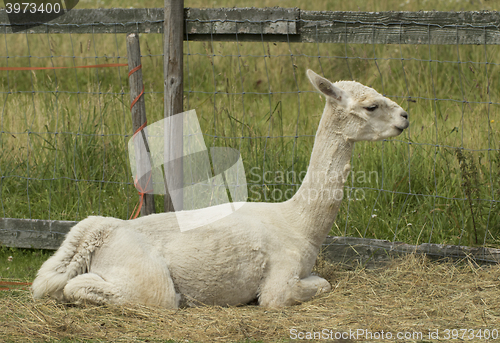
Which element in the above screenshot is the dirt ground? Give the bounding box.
[1,254,499,342]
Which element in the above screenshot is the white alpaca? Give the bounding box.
[32,70,409,308]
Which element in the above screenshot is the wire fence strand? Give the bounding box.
[0,12,499,255]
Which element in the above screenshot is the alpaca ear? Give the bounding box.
[306,69,347,103]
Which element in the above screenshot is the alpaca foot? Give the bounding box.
[63,273,125,305]
[259,275,332,307]
[292,275,332,299]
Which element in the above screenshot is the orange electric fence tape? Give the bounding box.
[0,62,147,292]
[0,63,128,71]
[129,120,151,220]
[0,62,150,220]
[0,280,32,291]
[128,64,152,220]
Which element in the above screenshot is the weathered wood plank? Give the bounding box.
[163,0,184,212]
[185,7,298,35]
[301,10,500,27]
[0,8,165,34]
[0,8,498,45]
[299,11,500,45]
[0,218,76,250]
[322,236,500,269]
[127,32,155,217]
[2,219,499,269]
[0,7,298,35]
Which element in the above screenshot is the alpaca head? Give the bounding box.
[307,69,409,142]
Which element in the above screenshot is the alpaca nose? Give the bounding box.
[401,111,408,120]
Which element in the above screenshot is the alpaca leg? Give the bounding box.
[288,275,332,303]
[88,227,180,308]
[259,275,331,307]
[32,216,118,301]
[63,273,125,305]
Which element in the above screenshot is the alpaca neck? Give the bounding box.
[286,121,354,248]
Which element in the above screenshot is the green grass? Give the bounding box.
[0,246,49,285]
[1,0,499,261]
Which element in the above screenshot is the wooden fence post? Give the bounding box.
[127,32,155,216]
[163,0,184,212]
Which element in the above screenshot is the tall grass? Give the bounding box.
[0,0,499,248]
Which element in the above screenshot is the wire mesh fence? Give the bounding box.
[1,8,499,254]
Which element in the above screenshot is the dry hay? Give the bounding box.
[1,254,500,343]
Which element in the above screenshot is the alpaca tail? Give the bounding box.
[31,216,116,301]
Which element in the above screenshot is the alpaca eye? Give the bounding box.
[365,105,378,112]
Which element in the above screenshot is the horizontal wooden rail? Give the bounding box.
[322,236,500,268]
[0,218,76,250]
[1,218,499,266]
[0,8,499,44]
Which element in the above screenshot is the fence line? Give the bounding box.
[0,7,499,265]
[0,8,499,44]
[3,217,500,265]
